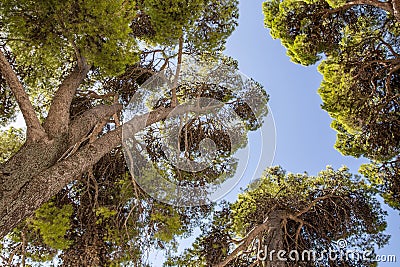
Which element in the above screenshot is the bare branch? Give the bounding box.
[214,210,287,267]
[213,220,271,267]
[392,0,400,21]
[172,36,184,107]
[0,49,46,142]
[21,228,27,267]
[295,193,338,217]
[43,59,90,138]
[385,63,400,95]
[7,243,21,266]
[0,101,228,237]
[346,0,394,14]
[68,104,123,146]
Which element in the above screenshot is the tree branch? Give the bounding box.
[392,0,400,21]
[43,59,90,138]
[0,49,46,142]
[346,0,394,15]
[68,104,123,146]
[0,106,174,237]
[214,210,287,267]
[171,35,184,107]
[214,221,270,267]
[295,193,337,217]
[0,101,225,237]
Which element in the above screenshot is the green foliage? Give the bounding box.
[263,0,328,65]
[232,166,386,237]
[141,0,204,45]
[164,203,231,267]
[325,0,346,8]
[263,0,400,209]
[151,206,184,242]
[95,206,117,224]
[263,0,400,158]
[0,127,24,163]
[0,0,245,265]
[317,60,370,158]
[0,0,139,75]
[185,0,239,53]
[0,0,240,121]
[360,161,400,210]
[138,0,238,52]
[29,201,73,250]
[2,150,213,265]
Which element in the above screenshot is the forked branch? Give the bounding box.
[44,57,90,137]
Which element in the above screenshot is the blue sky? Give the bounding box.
[223,1,399,265]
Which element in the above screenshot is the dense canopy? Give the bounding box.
[167,166,388,267]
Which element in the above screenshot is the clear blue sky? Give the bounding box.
[223,1,399,265]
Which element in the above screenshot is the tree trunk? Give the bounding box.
[263,210,286,267]
[0,105,176,238]
[0,135,69,234]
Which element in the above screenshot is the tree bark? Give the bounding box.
[263,210,286,267]
[0,36,228,239]
[68,104,123,146]
[0,104,177,238]
[43,61,90,138]
[0,78,224,238]
[214,210,287,267]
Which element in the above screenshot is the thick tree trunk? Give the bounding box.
[0,49,126,238]
[263,210,286,267]
[0,105,177,238]
[214,210,287,267]
[0,129,119,238]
